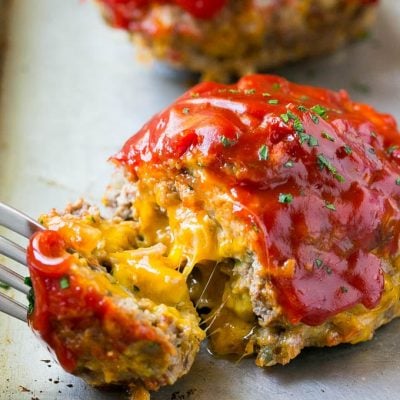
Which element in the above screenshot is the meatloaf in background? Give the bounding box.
[27,74,400,397]
[95,0,379,81]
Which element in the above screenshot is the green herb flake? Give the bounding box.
[262,92,271,97]
[325,202,336,211]
[272,83,281,90]
[268,99,279,105]
[300,95,310,101]
[297,105,308,112]
[284,160,295,168]
[0,281,10,290]
[280,113,290,124]
[344,145,352,155]
[293,118,305,134]
[315,259,323,268]
[308,136,319,147]
[59,276,70,290]
[325,266,333,275]
[228,89,240,94]
[182,107,190,115]
[310,114,319,124]
[220,136,236,148]
[258,145,269,161]
[190,92,200,98]
[387,145,399,155]
[317,154,345,183]
[278,193,293,204]
[24,277,34,314]
[396,177,400,186]
[321,131,335,142]
[244,88,256,95]
[340,286,349,293]
[311,104,328,118]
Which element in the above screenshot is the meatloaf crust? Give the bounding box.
[95,0,379,80]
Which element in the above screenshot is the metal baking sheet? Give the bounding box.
[1,1,400,399]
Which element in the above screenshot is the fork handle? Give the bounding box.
[0,292,27,323]
[0,202,43,238]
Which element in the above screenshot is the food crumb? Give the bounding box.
[19,386,30,393]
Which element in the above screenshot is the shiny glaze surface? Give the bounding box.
[114,74,400,326]
[100,0,227,26]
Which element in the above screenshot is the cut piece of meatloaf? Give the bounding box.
[27,74,400,396]
[95,0,379,80]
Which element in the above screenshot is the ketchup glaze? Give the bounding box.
[114,74,400,326]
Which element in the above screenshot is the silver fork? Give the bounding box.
[0,202,43,322]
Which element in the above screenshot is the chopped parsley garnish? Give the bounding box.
[24,277,34,314]
[396,177,400,186]
[244,88,256,95]
[317,154,345,182]
[258,145,269,161]
[325,202,336,211]
[284,160,295,168]
[268,99,279,105]
[220,135,236,148]
[308,136,319,147]
[281,110,319,148]
[272,83,281,90]
[310,114,319,124]
[311,104,327,118]
[325,266,333,275]
[280,113,290,124]
[262,92,271,97]
[321,132,335,142]
[59,276,70,289]
[387,145,399,155]
[0,281,10,289]
[228,89,240,94]
[340,286,349,293]
[314,259,332,274]
[344,145,352,155]
[182,107,190,115]
[278,193,293,204]
[190,92,199,98]
[315,259,323,268]
[297,105,307,112]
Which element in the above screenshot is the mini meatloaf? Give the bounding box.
[28,74,400,395]
[95,0,379,80]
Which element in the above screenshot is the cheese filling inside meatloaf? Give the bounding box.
[27,74,400,394]
[27,204,205,392]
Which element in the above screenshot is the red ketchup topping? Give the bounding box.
[113,74,400,326]
[27,231,162,372]
[100,0,227,28]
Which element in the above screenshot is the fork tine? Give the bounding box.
[0,291,27,322]
[0,202,43,238]
[0,236,27,266]
[0,263,29,294]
